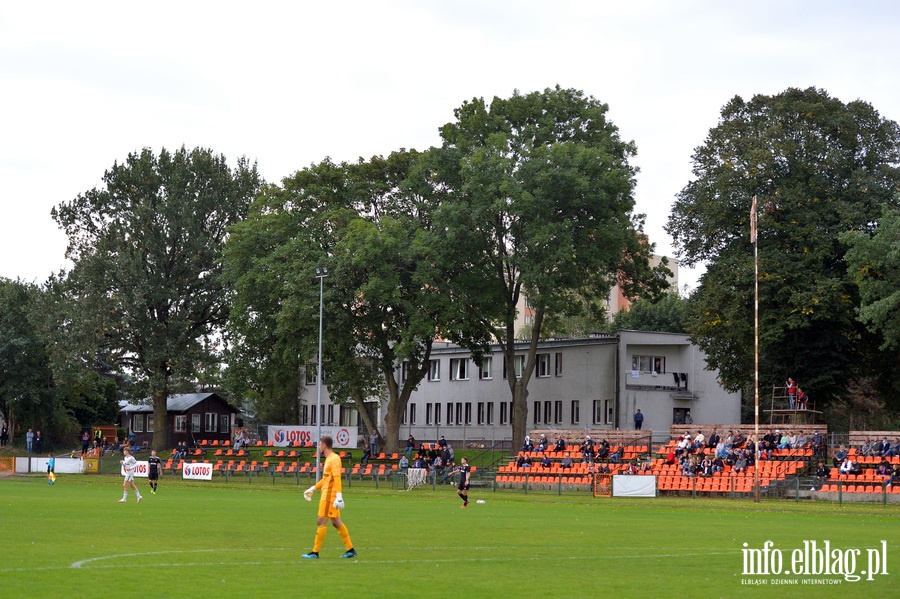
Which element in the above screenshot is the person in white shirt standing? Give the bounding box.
[118,448,143,504]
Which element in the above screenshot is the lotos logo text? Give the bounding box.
[182,462,213,480]
[274,430,285,443]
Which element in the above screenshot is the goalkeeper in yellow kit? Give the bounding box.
[302,435,357,559]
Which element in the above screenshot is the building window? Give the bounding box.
[503,355,525,380]
[175,415,187,433]
[593,400,603,425]
[132,414,144,433]
[500,402,508,425]
[450,358,469,381]
[544,401,552,424]
[446,403,453,425]
[465,402,472,425]
[147,415,155,433]
[426,403,433,425]
[571,400,580,425]
[555,352,563,376]
[477,402,485,425]
[428,359,441,381]
[479,357,492,380]
[205,413,217,433]
[455,403,463,425]
[401,361,410,383]
[554,400,563,424]
[536,353,550,377]
[604,400,613,425]
[487,402,495,425]
[299,405,309,425]
[632,355,666,374]
[435,403,442,425]
[328,405,335,425]
[192,414,201,433]
[533,401,541,424]
[306,363,317,385]
[310,406,317,426]
[401,405,408,425]
[219,415,229,434]
[339,406,358,427]
[409,404,417,426]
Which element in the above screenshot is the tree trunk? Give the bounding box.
[152,389,169,451]
[351,395,379,449]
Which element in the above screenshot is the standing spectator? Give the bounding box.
[785,377,797,409]
[0,422,8,446]
[369,430,379,458]
[634,409,644,430]
[34,431,43,454]
[81,431,91,456]
[26,428,34,453]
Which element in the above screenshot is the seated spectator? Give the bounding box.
[540,455,551,469]
[860,437,876,457]
[811,431,826,456]
[522,436,534,452]
[561,452,573,469]
[430,455,444,482]
[733,454,748,474]
[404,435,416,457]
[597,440,610,460]
[794,431,808,449]
[360,447,372,465]
[715,441,727,459]
[537,434,548,452]
[580,437,595,463]
[641,457,654,472]
[554,436,566,452]
[890,465,900,487]
[887,438,900,458]
[876,459,891,477]
[833,445,848,469]
[712,456,725,473]
[706,429,720,449]
[609,446,624,464]
[596,464,611,474]
[438,461,455,485]
[838,457,855,475]
[777,432,791,451]
[797,388,809,409]
[675,435,691,457]
[623,462,637,475]
[811,460,829,490]
[693,431,706,451]
[412,455,427,469]
[665,450,676,465]
[877,438,891,457]
[732,431,745,448]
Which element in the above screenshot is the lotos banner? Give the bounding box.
[182,462,214,480]
[120,460,149,478]
[268,426,357,449]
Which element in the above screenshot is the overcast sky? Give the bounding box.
[2,1,898,291]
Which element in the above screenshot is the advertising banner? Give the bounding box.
[267,426,357,449]
[612,474,657,497]
[182,462,214,480]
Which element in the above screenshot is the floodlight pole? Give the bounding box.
[751,196,760,503]
[315,266,328,483]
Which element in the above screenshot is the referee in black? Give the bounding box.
[147,449,162,494]
[456,456,471,508]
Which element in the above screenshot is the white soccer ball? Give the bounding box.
[476,499,486,504]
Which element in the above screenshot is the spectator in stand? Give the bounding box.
[876,459,891,477]
[81,431,91,456]
[536,434,548,452]
[811,431,826,457]
[860,437,876,457]
[887,438,900,458]
[712,455,725,473]
[706,429,720,450]
[797,387,809,409]
[403,435,416,458]
[360,447,372,465]
[26,428,34,453]
[700,456,714,476]
[437,436,447,449]
[838,456,855,475]
[675,434,691,458]
[890,464,900,487]
[597,439,610,460]
[580,437,595,463]
[522,436,534,452]
[777,431,791,451]
[794,431,808,450]
[398,454,409,475]
[812,461,829,490]
[369,430,379,458]
[733,452,748,474]
[430,455,444,483]
[609,446,624,464]
[540,455,552,469]
[554,436,566,453]
[665,448,676,465]
[732,431,745,448]
[633,408,644,430]
[833,445,848,468]
[877,437,891,457]
[715,439,727,459]
[693,430,706,451]
[561,452,573,469]
[785,377,797,409]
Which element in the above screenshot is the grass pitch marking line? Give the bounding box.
[69,548,291,569]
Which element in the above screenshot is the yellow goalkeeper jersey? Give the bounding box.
[315,451,343,505]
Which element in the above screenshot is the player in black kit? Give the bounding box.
[147,449,162,494]
[456,456,471,508]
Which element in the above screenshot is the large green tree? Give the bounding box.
[423,86,667,447]
[52,147,261,450]
[225,152,488,452]
[666,87,900,405]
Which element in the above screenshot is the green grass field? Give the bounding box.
[1,474,898,598]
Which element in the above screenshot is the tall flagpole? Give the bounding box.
[751,196,760,503]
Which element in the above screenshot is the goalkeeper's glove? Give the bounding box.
[333,492,344,510]
[303,486,315,502]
